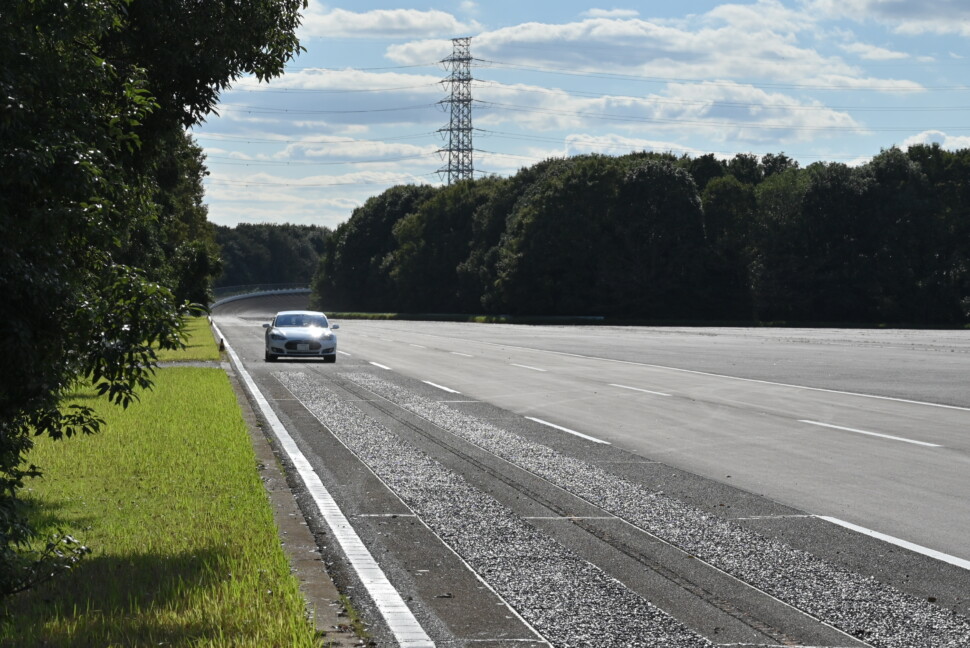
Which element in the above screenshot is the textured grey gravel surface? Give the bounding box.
[343,372,970,648]
[276,371,713,648]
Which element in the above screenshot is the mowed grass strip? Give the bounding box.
[155,316,222,362]
[1,368,322,647]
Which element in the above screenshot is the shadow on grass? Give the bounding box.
[1,546,237,647]
[21,497,96,537]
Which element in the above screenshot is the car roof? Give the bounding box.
[274,310,326,317]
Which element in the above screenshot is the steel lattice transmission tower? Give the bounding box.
[438,37,473,184]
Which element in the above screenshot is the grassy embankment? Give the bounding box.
[1,317,323,647]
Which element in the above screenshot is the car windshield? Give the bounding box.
[275,314,328,328]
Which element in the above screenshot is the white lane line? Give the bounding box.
[525,417,611,445]
[610,383,671,397]
[511,363,547,372]
[799,420,941,448]
[410,344,427,349]
[818,516,970,572]
[370,362,392,370]
[338,351,352,356]
[423,381,461,395]
[211,323,434,647]
[450,352,473,358]
[411,335,969,412]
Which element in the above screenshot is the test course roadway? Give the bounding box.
[212,295,970,648]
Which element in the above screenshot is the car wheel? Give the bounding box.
[265,350,278,362]
[324,355,336,363]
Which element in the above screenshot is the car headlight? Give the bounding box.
[322,333,335,341]
[270,332,287,341]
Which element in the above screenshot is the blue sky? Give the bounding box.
[192,1,970,228]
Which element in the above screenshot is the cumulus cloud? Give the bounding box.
[386,6,923,94]
[902,130,970,150]
[805,0,970,36]
[274,138,439,162]
[300,3,481,40]
[232,69,442,93]
[563,133,707,157]
[839,42,909,60]
[473,78,863,143]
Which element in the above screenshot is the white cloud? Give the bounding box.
[473,78,863,143]
[902,130,970,150]
[300,4,481,40]
[274,139,439,162]
[839,42,909,60]
[703,0,813,36]
[805,0,970,36]
[233,69,443,93]
[563,133,707,157]
[385,8,922,94]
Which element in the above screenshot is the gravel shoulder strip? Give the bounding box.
[343,372,970,648]
[275,371,713,648]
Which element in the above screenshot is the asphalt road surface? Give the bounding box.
[213,295,970,648]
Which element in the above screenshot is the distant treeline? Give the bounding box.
[308,145,970,325]
[214,223,331,289]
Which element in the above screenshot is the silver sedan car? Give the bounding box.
[263,310,339,362]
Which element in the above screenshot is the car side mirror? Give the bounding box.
[262,323,271,329]
[331,324,340,330]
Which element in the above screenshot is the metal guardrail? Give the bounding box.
[211,283,310,300]
[209,285,310,308]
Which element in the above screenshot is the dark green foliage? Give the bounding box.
[0,0,305,600]
[312,185,438,311]
[388,179,501,312]
[687,153,726,191]
[312,147,969,326]
[701,176,758,318]
[215,223,331,288]
[487,156,627,315]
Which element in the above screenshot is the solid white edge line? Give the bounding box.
[525,417,611,445]
[423,380,461,395]
[370,362,392,370]
[798,420,942,448]
[817,516,970,572]
[211,323,435,647]
[609,383,671,397]
[511,363,547,372]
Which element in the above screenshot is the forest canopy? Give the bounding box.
[0,0,306,598]
[312,147,970,325]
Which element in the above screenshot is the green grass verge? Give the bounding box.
[155,316,222,363]
[0,368,322,647]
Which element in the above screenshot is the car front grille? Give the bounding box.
[285,341,322,351]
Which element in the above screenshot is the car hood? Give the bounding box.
[273,326,334,337]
